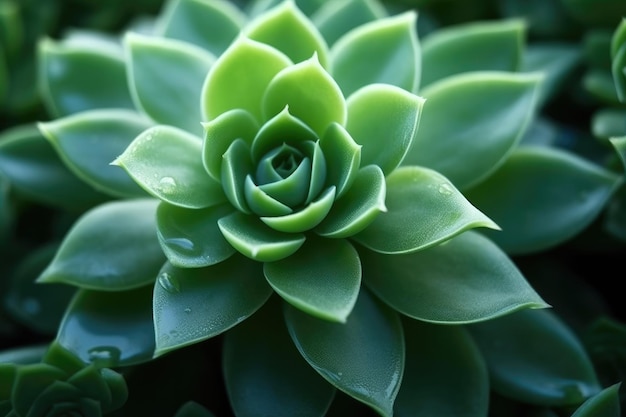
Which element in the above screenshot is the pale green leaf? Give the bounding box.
[261,186,336,232]
[312,0,387,46]
[318,122,361,198]
[222,139,254,213]
[571,383,622,417]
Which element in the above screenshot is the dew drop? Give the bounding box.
[164,237,196,255]
[87,346,121,367]
[158,176,177,194]
[438,183,453,195]
[184,307,192,314]
[158,272,181,293]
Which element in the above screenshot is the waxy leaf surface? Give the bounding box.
[571,384,622,417]
[312,0,386,46]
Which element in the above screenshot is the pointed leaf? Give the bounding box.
[285,289,404,417]
[125,32,215,135]
[153,257,271,356]
[264,236,360,322]
[223,298,335,417]
[38,109,152,198]
[353,166,499,254]
[331,11,419,97]
[468,309,602,407]
[571,383,622,417]
[156,202,236,268]
[12,364,67,416]
[319,122,361,198]
[612,42,626,102]
[261,186,336,232]
[113,125,226,209]
[362,230,548,324]
[222,140,255,213]
[38,199,165,290]
[346,83,424,175]
[405,71,542,189]
[202,37,292,122]
[312,0,387,46]
[466,146,622,255]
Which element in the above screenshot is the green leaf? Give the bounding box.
[331,11,419,97]
[125,32,215,136]
[346,83,424,176]
[245,0,329,69]
[362,231,548,324]
[611,42,626,102]
[262,54,345,136]
[285,289,404,417]
[0,124,109,211]
[67,366,113,408]
[56,286,155,367]
[465,146,622,255]
[468,309,602,407]
[311,0,387,46]
[12,364,67,416]
[202,37,292,123]
[395,319,489,417]
[153,257,271,356]
[38,199,165,291]
[593,109,626,139]
[610,136,626,171]
[217,212,306,262]
[221,139,255,213]
[38,37,134,117]
[405,71,542,190]
[114,125,226,209]
[260,186,336,232]
[584,70,621,105]
[223,298,335,417]
[156,202,236,268]
[0,345,48,365]
[420,19,525,88]
[38,109,152,198]
[264,236,360,322]
[157,0,245,56]
[174,401,216,417]
[318,122,361,199]
[571,383,622,417]
[353,166,499,254]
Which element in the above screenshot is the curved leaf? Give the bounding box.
[260,186,336,232]
[285,288,404,417]
[592,109,626,139]
[571,383,622,417]
[38,109,152,198]
[318,122,361,199]
[331,11,419,97]
[153,257,271,356]
[311,0,387,46]
[405,71,542,190]
[353,166,499,254]
[468,309,602,407]
[38,199,165,291]
[466,146,622,255]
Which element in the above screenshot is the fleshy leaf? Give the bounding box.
[261,186,336,232]
[56,286,155,367]
[346,83,424,175]
[125,32,215,135]
[157,0,245,56]
[285,288,404,417]
[331,11,419,97]
[217,212,306,262]
[222,139,255,213]
[113,125,226,209]
[316,164,386,238]
[223,298,335,417]
[174,402,216,417]
[612,18,626,102]
[592,109,626,139]
[319,122,361,198]
[262,53,345,136]
[420,19,525,88]
[245,174,293,216]
[395,319,489,417]
[153,258,271,356]
[38,199,165,291]
[38,37,134,117]
[156,202,236,268]
[264,236,360,322]
[468,309,602,407]
[202,37,292,122]
[12,364,67,417]
[311,0,387,46]
[571,383,622,417]
[610,136,626,171]
[405,71,542,190]
[465,146,622,255]
[245,0,330,68]
[353,166,499,254]
[362,230,548,324]
[38,109,152,198]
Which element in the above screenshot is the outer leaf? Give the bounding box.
[331,11,419,97]
[353,166,499,254]
[420,19,525,88]
[38,109,152,198]
[466,146,622,255]
[125,32,215,135]
[0,345,48,365]
[311,0,387,46]
[38,199,165,291]
[405,71,542,190]
[157,0,245,56]
[245,0,330,68]
[223,298,335,417]
[610,136,626,171]
[285,288,404,417]
[395,319,489,417]
[264,236,360,322]
[153,257,271,356]
[593,109,626,139]
[38,37,134,117]
[174,402,216,417]
[56,286,155,367]
[346,83,424,175]
[362,231,548,324]
[113,125,226,209]
[202,37,292,122]
[468,309,602,407]
[571,383,622,417]
[612,42,626,102]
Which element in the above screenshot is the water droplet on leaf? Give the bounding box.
[158,176,177,194]
[158,272,181,293]
[184,308,192,314]
[87,346,121,367]
[438,183,453,195]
